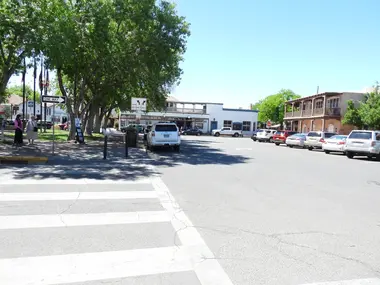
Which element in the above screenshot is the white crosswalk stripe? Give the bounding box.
[0,176,234,285]
[300,279,380,285]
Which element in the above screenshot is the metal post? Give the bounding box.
[22,58,26,121]
[52,105,55,155]
[33,57,36,117]
[39,55,43,132]
[125,131,129,158]
[103,135,108,159]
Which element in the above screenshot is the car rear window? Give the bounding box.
[324,133,336,138]
[349,131,372,140]
[287,131,297,136]
[307,132,321,137]
[155,125,177,132]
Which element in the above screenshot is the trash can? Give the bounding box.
[126,127,137,147]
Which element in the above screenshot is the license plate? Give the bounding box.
[164,134,169,138]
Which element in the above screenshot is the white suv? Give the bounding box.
[256,129,276,142]
[345,130,380,160]
[147,122,181,151]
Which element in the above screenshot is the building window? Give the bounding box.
[223,120,232,128]
[315,100,323,109]
[327,98,339,108]
[252,122,256,130]
[242,121,251,131]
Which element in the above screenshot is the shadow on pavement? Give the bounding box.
[142,139,251,167]
[0,139,251,181]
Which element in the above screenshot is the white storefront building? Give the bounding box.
[119,97,259,135]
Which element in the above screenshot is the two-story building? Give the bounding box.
[119,96,259,135]
[283,92,366,135]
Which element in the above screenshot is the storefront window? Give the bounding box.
[223,120,232,128]
[242,121,251,131]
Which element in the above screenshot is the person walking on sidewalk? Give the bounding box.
[14,114,23,147]
[26,116,38,145]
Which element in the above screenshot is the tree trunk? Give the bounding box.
[93,107,104,133]
[85,104,97,135]
[82,107,90,134]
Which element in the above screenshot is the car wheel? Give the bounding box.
[324,150,330,154]
[174,145,180,152]
[215,132,220,137]
[233,133,239,137]
[346,151,354,159]
[376,154,380,161]
[269,138,273,143]
[308,147,313,151]
[367,155,373,160]
[288,145,293,148]
[275,143,280,146]
[197,132,201,136]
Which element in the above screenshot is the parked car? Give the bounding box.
[146,122,181,151]
[251,129,263,141]
[322,135,347,154]
[272,130,297,146]
[304,131,337,151]
[345,130,380,160]
[212,127,242,137]
[58,122,69,131]
[182,128,203,136]
[285,133,307,148]
[256,129,276,142]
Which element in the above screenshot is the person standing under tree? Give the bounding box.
[26,116,38,145]
[13,114,23,147]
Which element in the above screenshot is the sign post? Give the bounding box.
[129,98,147,156]
[41,96,67,155]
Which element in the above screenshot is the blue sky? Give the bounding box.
[10,0,380,109]
[170,0,380,108]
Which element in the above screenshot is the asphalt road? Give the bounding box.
[151,136,380,285]
[0,136,380,285]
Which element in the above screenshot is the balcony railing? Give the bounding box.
[313,108,323,115]
[325,107,341,116]
[284,107,341,118]
[165,107,205,114]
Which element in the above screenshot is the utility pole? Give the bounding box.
[39,54,44,132]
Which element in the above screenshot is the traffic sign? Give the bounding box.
[267,120,272,127]
[131,97,147,112]
[41,96,66,104]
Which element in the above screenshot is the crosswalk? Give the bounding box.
[0,176,234,285]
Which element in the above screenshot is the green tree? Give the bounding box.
[251,100,262,111]
[342,100,363,129]
[257,89,301,123]
[6,85,41,101]
[0,0,44,102]
[358,85,380,129]
[42,0,190,139]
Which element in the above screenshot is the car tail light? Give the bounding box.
[371,141,376,147]
[320,138,325,143]
[151,131,155,137]
[338,141,345,145]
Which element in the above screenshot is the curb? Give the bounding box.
[0,156,48,164]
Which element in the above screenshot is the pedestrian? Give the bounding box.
[26,116,38,145]
[13,114,23,147]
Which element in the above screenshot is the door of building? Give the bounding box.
[210,121,218,131]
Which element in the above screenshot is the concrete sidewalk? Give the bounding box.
[0,139,144,165]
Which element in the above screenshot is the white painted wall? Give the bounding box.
[15,102,68,123]
[206,104,258,135]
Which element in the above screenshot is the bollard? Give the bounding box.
[103,135,108,160]
[125,131,129,158]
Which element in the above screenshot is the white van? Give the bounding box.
[345,130,380,160]
[147,122,181,151]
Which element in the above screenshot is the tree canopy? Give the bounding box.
[255,89,301,123]
[6,85,41,101]
[343,83,380,130]
[1,0,190,138]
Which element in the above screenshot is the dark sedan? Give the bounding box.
[182,128,203,136]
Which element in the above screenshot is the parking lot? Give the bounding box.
[154,136,380,285]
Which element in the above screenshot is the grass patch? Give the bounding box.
[3,128,104,142]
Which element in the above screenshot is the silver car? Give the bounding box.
[322,135,347,154]
[345,130,380,160]
[304,131,337,151]
[285,133,307,148]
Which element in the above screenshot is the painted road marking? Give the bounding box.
[0,178,152,185]
[151,175,234,285]
[0,246,201,285]
[300,278,380,285]
[235,148,252,150]
[0,191,157,201]
[0,211,170,230]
